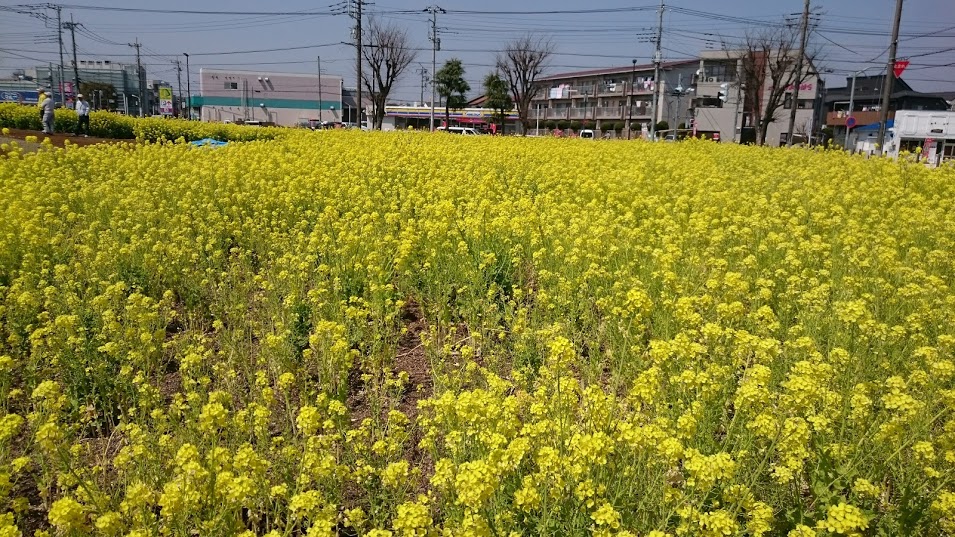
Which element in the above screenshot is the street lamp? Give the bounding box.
[844,67,873,149]
[672,77,694,137]
[628,59,637,140]
[124,94,140,116]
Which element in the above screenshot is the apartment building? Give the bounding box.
[529,60,698,136]
[691,49,824,146]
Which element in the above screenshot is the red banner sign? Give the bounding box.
[894,60,909,78]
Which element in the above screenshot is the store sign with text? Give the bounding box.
[785,83,814,92]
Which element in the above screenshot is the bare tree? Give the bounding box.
[496,35,553,135]
[740,25,816,145]
[362,18,417,130]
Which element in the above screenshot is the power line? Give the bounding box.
[53,4,343,16]
[441,6,658,15]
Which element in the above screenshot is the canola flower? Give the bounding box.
[0,131,954,535]
[0,103,285,142]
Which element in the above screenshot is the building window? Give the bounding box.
[784,94,814,109]
[702,63,737,82]
[695,97,724,108]
[225,82,238,90]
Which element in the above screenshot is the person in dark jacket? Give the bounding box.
[75,94,90,137]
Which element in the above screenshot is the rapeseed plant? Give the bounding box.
[0,131,954,535]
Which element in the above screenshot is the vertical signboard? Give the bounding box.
[159,86,174,116]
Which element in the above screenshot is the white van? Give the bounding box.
[579,129,595,139]
[436,126,481,135]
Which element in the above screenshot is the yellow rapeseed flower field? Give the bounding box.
[1,131,955,536]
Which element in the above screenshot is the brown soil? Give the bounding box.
[393,299,433,421]
[13,475,47,537]
[344,298,436,495]
[346,298,433,425]
[1,127,130,151]
[392,299,436,493]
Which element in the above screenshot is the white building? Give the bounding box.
[196,69,344,127]
[691,49,824,146]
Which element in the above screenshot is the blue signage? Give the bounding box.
[0,90,40,104]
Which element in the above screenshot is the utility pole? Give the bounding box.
[733,58,743,143]
[878,0,904,149]
[353,0,363,129]
[174,59,183,118]
[55,5,65,106]
[129,39,143,117]
[786,0,811,147]
[425,5,445,131]
[650,0,664,141]
[63,15,81,101]
[418,66,429,105]
[183,53,191,120]
[628,59,636,140]
[47,62,55,105]
[317,55,324,123]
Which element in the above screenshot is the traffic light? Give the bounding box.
[718,83,729,103]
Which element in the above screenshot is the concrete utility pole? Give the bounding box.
[877,0,904,149]
[353,0,364,128]
[174,59,183,118]
[55,5,65,106]
[628,59,636,140]
[317,55,324,122]
[650,0,664,141]
[425,5,445,131]
[129,39,143,117]
[63,15,81,100]
[733,58,743,143]
[843,67,872,149]
[47,62,55,104]
[183,53,191,120]
[786,0,811,147]
[418,66,429,105]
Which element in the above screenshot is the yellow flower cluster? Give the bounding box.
[0,102,285,142]
[1,131,954,535]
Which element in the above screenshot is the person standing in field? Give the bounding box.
[75,94,90,137]
[37,91,46,120]
[40,91,55,135]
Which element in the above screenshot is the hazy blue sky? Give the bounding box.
[2,0,953,100]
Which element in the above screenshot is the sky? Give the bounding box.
[2,0,954,102]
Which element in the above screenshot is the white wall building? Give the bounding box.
[196,69,343,126]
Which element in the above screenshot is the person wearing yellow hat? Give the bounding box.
[75,93,90,137]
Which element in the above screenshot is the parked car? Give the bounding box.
[579,129,595,139]
[436,126,482,135]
